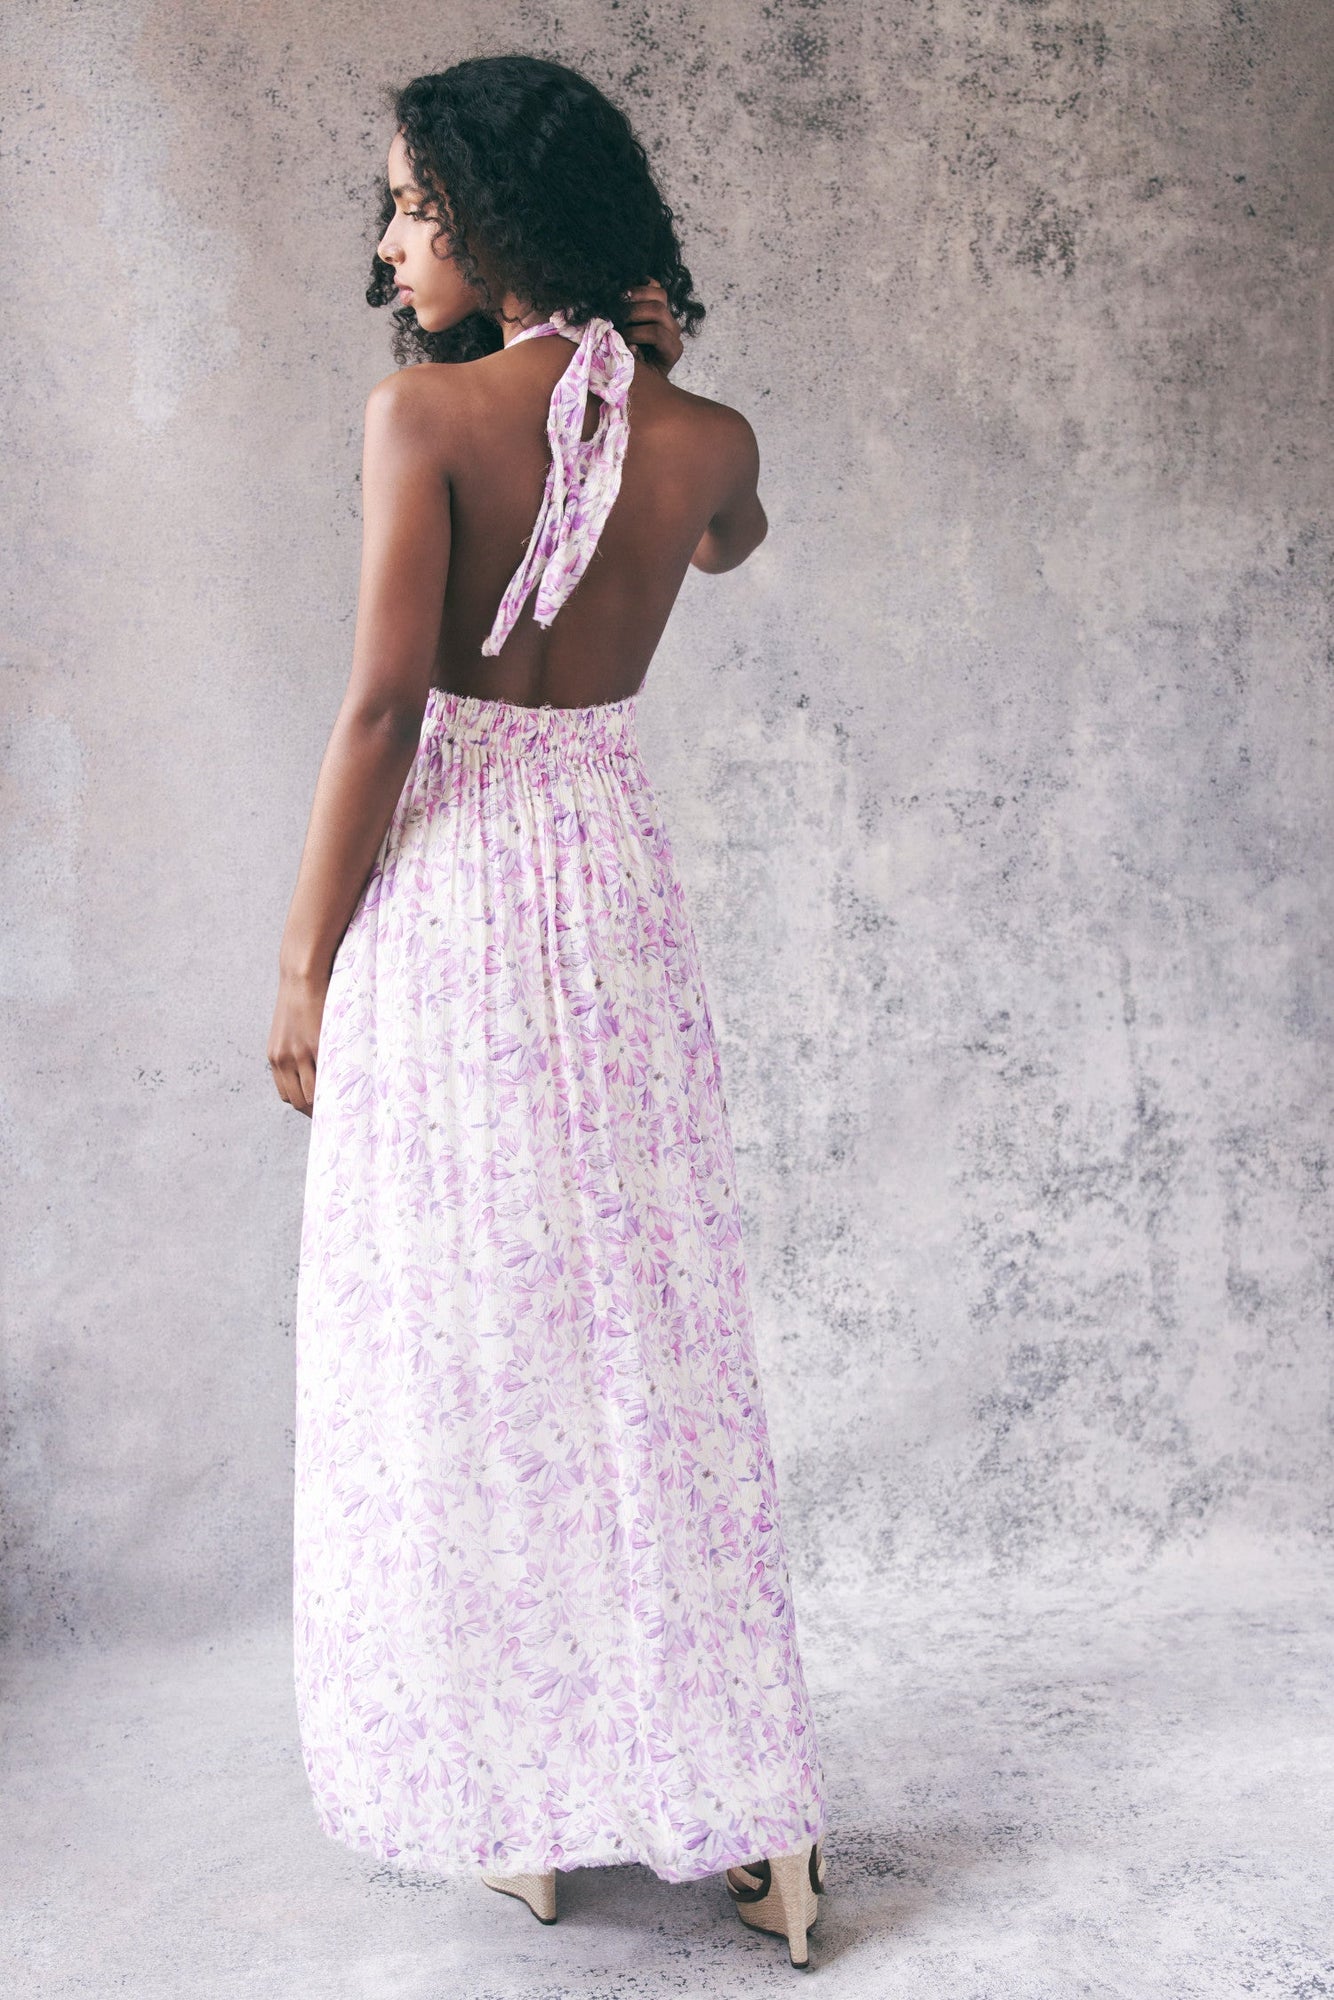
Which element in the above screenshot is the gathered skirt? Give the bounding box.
[292,685,827,1882]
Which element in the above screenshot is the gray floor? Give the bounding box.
[4,1540,1331,1998]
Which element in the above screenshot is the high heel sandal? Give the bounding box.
[479,1867,558,1923]
[725,1840,826,1968]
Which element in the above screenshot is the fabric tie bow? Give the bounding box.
[481,310,636,658]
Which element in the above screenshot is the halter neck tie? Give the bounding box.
[480,310,636,658]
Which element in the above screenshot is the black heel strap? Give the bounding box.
[726,1857,771,1902]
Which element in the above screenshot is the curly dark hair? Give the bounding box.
[366,56,706,365]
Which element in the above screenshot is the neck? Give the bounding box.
[499,296,558,347]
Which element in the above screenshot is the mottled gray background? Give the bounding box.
[5,4,1333,1993]
[2,0,1330,1645]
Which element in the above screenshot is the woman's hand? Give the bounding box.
[267,967,329,1119]
[619,281,683,374]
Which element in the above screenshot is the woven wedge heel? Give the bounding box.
[725,1840,826,1968]
[480,1868,558,1923]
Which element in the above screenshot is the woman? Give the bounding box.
[267,55,828,1968]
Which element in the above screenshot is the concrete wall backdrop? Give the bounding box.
[1,0,1329,1652]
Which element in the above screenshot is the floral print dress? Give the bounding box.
[292,314,828,1883]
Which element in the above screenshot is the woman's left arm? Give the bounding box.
[268,369,451,1117]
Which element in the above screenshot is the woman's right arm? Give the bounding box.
[691,409,768,573]
[267,369,452,1117]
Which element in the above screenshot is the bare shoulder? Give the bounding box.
[365,360,465,424]
[642,372,760,487]
[656,375,759,468]
[362,362,471,475]
[657,374,756,433]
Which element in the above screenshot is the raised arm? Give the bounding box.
[690,409,768,574]
[268,368,451,1116]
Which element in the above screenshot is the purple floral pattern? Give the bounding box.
[293,689,828,1881]
[480,313,635,658]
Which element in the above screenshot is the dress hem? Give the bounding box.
[306,1793,828,1887]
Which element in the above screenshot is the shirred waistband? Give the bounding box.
[420,685,639,760]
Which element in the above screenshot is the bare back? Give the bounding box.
[415,334,760,708]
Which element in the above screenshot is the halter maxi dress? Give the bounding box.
[292,310,828,1883]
